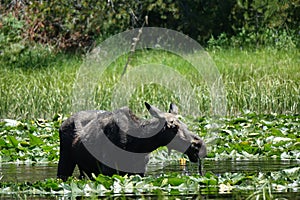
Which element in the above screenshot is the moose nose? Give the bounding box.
[192,138,207,158]
[192,140,202,150]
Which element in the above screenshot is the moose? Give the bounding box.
[57,102,207,181]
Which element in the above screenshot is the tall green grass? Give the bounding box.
[0,48,299,119]
[0,54,80,119]
[211,48,300,115]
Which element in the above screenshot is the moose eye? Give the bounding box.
[167,119,178,129]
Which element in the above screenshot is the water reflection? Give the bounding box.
[0,163,58,182]
[0,160,300,199]
[147,159,300,176]
[1,159,299,182]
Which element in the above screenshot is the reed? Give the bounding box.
[0,48,299,119]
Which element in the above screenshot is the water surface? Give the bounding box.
[1,159,299,182]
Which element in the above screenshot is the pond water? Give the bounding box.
[1,160,299,182]
[1,159,300,199]
[148,159,300,176]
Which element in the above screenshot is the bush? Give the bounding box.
[0,13,58,68]
[0,13,26,63]
[208,28,299,50]
[0,0,299,51]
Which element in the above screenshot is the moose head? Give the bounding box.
[57,102,207,181]
[144,102,207,162]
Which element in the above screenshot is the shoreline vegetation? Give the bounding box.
[1,48,299,119]
[1,46,299,198]
[0,113,299,198]
[0,1,299,198]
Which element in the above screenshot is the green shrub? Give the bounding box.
[0,12,60,68]
[1,0,299,51]
[0,13,26,64]
[208,28,299,50]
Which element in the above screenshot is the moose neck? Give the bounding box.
[125,118,175,153]
[110,109,175,153]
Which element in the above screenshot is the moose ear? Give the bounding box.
[145,102,164,118]
[169,103,178,115]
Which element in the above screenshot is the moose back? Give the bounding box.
[57,102,207,181]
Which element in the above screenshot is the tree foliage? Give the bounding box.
[0,0,299,51]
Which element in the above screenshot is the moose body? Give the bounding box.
[57,102,207,181]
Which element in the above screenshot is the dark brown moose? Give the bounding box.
[57,102,207,181]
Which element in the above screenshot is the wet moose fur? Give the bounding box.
[57,102,206,181]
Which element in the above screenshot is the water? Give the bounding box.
[147,159,300,176]
[0,163,57,182]
[1,160,299,182]
[0,160,299,199]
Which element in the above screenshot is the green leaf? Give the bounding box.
[0,138,7,147]
[29,134,44,146]
[230,173,247,185]
[70,181,83,194]
[168,177,185,186]
[7,135,19,148]
[93,174,113,189]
